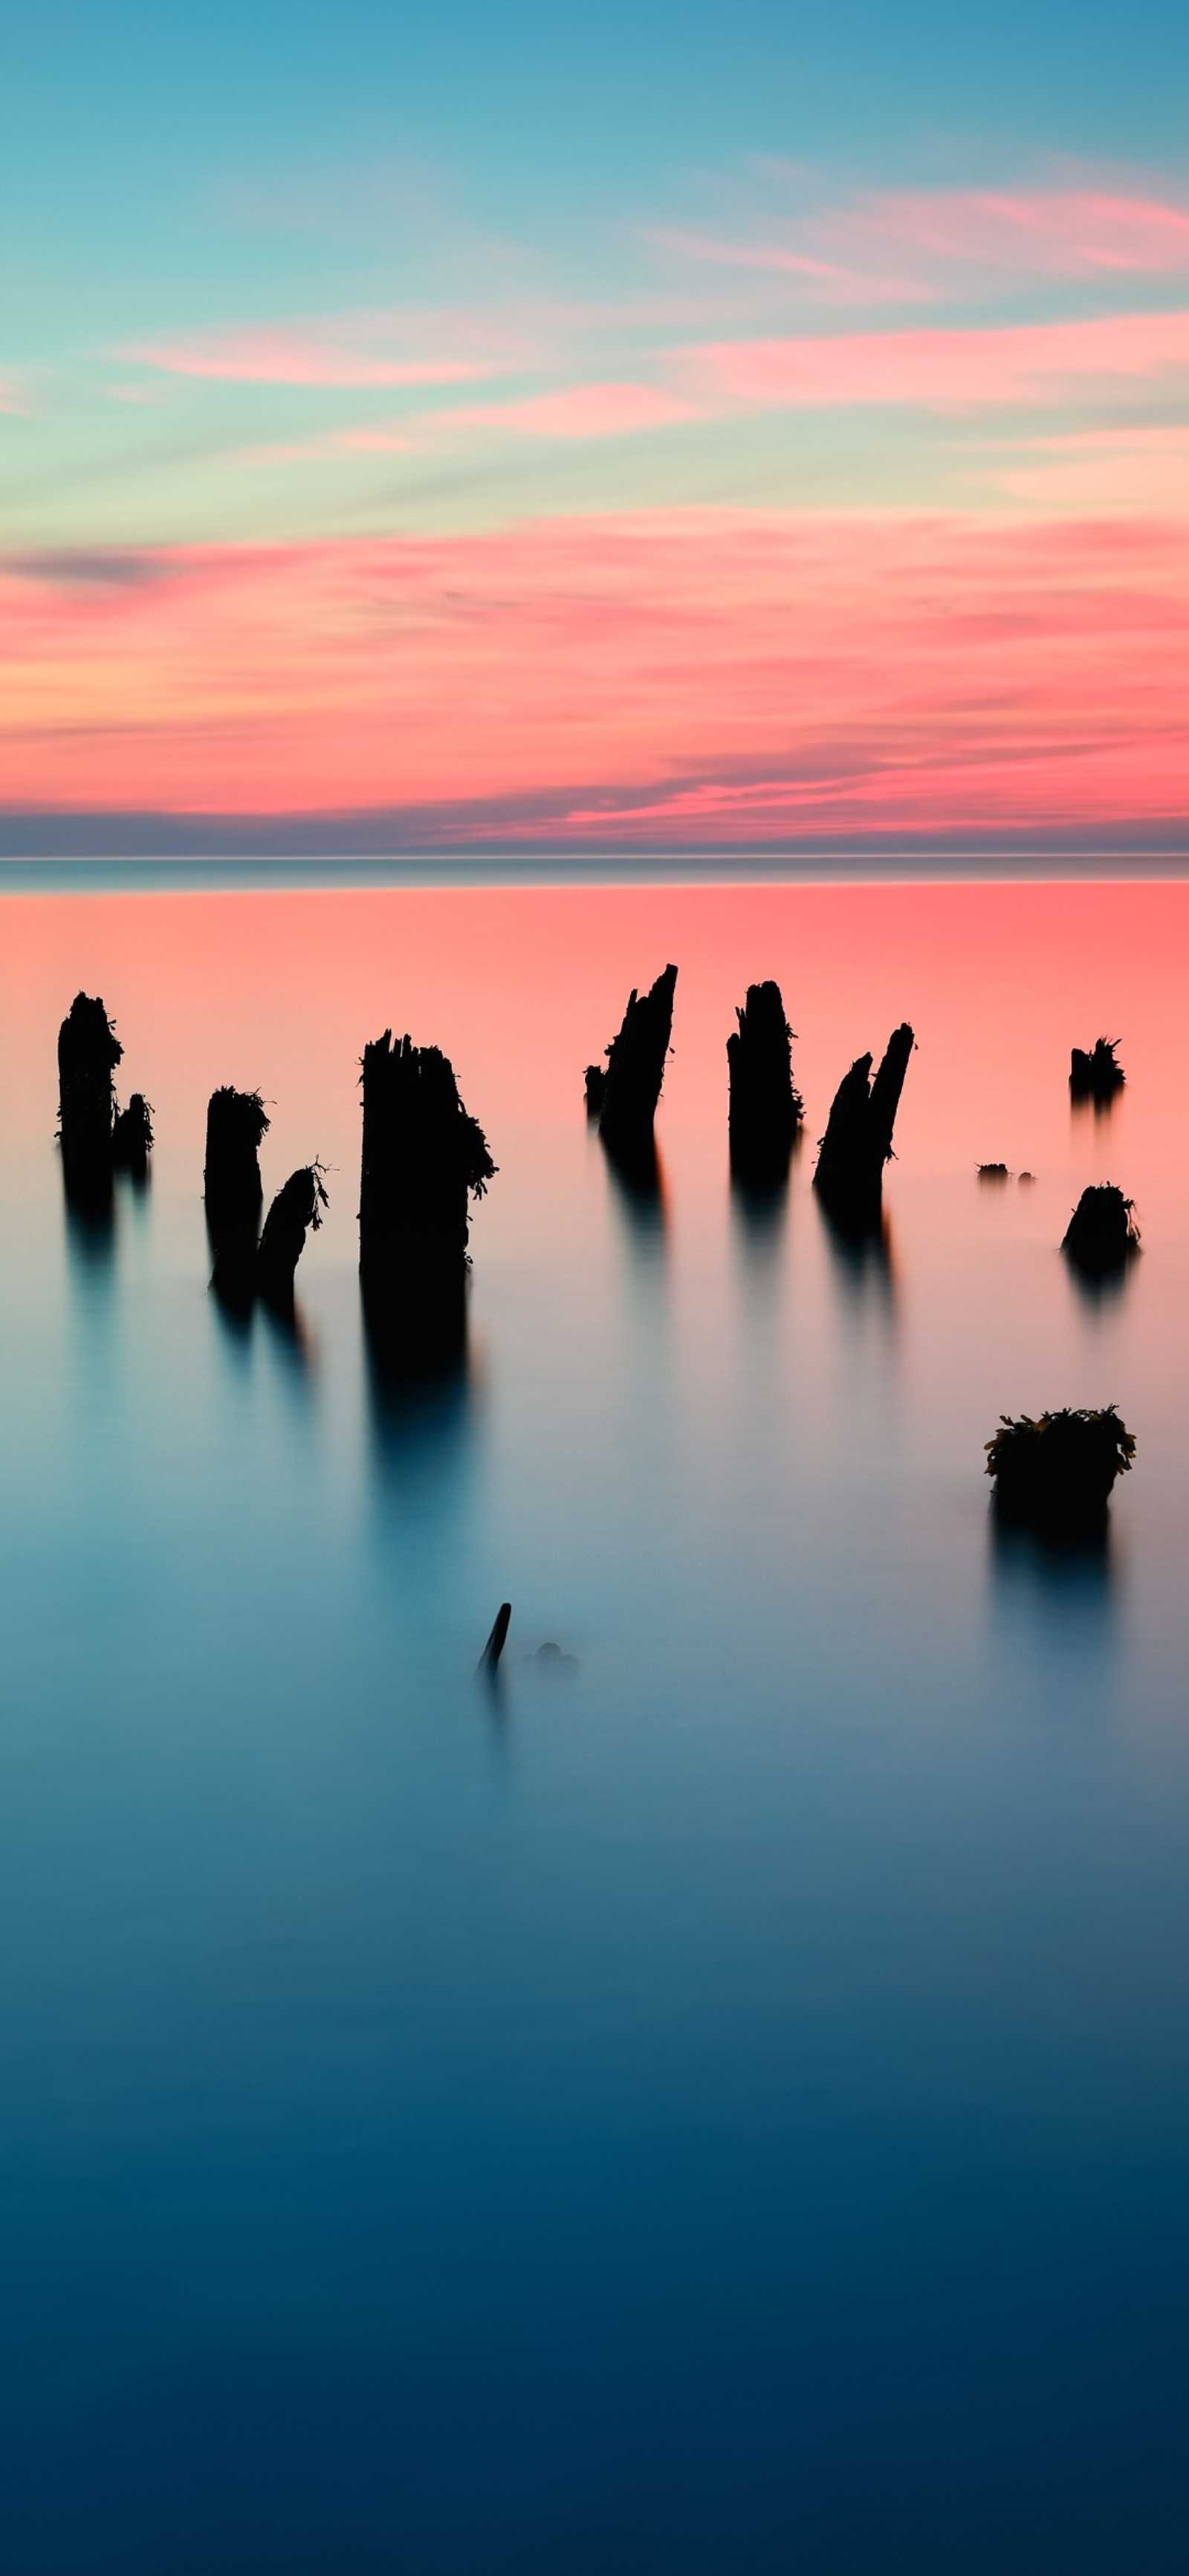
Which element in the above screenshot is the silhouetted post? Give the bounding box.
[594,963,677,1169]
[204,1088,269,1236]
[204,1087,270,1311]
[257,1164,328,1314]
[360,1031,495,1366]
[58,992,122,1204]
[112,1094,153,1176]
[1070,1038,1124,1103]
[728,980,802,1184]
[985,1407,1135,1537]
[814,1023,914,1231]
[1062,1185,1138,1278]
[479,1603,512,1674]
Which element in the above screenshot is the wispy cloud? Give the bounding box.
[125,324,496,388]
[432,382,696,439]
[3,513,1186,842]
[655,182,1189,308]
[681,308,1189,410]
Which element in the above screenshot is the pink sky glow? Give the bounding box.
[3,510,1187,842]
[683,306,1189,409]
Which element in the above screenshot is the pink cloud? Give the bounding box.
[980,424,1189,507]
[836,187,1189,280]
[432,381,695,439]
[126,325,493,388]
[658,185,1189,307]
[681,307,1189,409]
[2,510,1188,840]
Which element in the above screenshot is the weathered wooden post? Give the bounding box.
[1070,1038,1124,1103]
[728,980,802,1184]
[360,1032,495,1366]
[256,1164,328,1315]
[1062,1185,1138,1278]
[589,963,677,1175]
[112,1094,153,1177]
[58,992,121,1204]
[814,1023,914,1232]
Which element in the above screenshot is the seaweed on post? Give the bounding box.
[58,992,122,1206]
[1070,1038,1124,1103]
[595,964,678,1172]
[360,1031,495,1369]
[1062,1184,1139,1279]
[813,1023,914,1233]
[256,1164,329,1316]
[985,1406,1135,1538]
[112,1094,154,1178]
[728,980,803,1186]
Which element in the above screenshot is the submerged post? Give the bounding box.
[728,980,802,1184]
[112,1094,154,1177]
[1062,1184,1138,1279]
[204,1088,269,1238]
[360,1032,495,1366]
[257,1164,328,1314]
[985,1407,1135,1538]
[814,1023,914,1232]
[594,964,678,1167]
[204,1087,270,1309]
[58,993,122,1204]
[1070,1038,1124,1103]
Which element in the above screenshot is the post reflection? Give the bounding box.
[600,1131,669,1270]
[363,1300,479,1534]
[988,1504,1118,1652]
[816,1193,898,1326]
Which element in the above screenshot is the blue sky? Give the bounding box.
[2,0,1188,848]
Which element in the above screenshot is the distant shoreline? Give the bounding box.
[2,851,1189,895]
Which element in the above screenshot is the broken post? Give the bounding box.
[594,964,678,1167]
[360,1032,495,1366]
[112,1094,154,1177]
[256,1164,328,1314]
[204,1087,270,1311]
[985,1406,1135,1537]
[1062,1184,1139,1279]
[479,1603,512,1675]
[813,1023,914,1231]
[728,979,803,1185]
[204,1087,269,1239]
[58,992,122,1204]
[1070,1038,1124,1103]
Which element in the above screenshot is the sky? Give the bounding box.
[1,0,1188,854]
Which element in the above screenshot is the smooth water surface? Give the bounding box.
[1,878,1188,2572]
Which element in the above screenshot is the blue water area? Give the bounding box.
[1,883,1189,2571]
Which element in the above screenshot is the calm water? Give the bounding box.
[1,877,1189,2572]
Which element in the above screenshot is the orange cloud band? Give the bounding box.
[1,510,1186,841]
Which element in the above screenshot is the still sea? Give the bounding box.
[1,873,1188,2572]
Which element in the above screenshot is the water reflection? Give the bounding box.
[988,1503,1118,1651]
[730,1172,789,1272]
[816,1194,898,1323]
[363,1307,479,1529]
[600,1132,669,1268]
[260,1296,316,1399]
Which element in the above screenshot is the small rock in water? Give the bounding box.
[977,1162,1009,1179]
